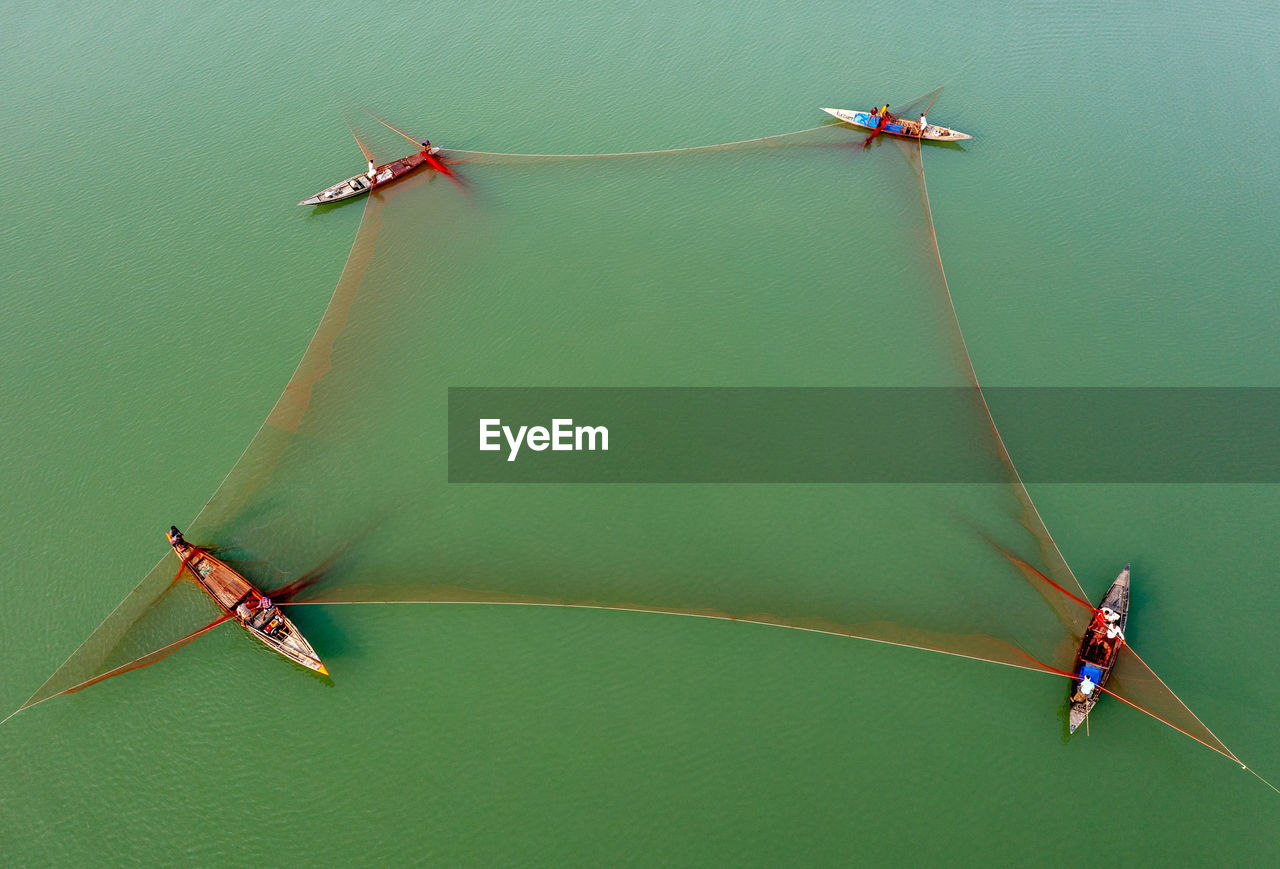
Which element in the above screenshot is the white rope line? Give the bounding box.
[12,118,849,712]
[1124,645,1244,764]
[913,143,1086,598]
[14,199,383,713]
[10,113,1269,793]
[446,125,831,161]
[282,597,1053,674]
[279,598,1256,769]
[912,143,1260,777]
[6,618,236,723]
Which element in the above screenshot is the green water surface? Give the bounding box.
[2,0,1279,864]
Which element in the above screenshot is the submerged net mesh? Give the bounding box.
[10,104,1244,768]
[447,125,834,165]
[890,86,945,122]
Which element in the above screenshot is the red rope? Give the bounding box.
[59,612,235,696]
[1013,648,1239,763]
[863,112,892,147]
[1000,550,1098,613]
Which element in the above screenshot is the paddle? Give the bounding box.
[345,119,380,189]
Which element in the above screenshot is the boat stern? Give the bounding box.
[266,613,329,676]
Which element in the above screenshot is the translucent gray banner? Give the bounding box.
[447,388,1280,483]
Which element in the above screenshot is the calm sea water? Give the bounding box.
[3,0,1279,864]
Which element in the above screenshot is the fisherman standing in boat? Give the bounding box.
[918,113,929,137]
[1089,606,1120,632]
[1104,613,1124,645]
[366,159,376,184]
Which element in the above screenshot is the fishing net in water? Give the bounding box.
[448,124,836,166]
[890,86,945,122]
[11,106,1244,769]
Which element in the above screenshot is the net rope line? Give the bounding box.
[910,140,1086,600]
[1008,646,1279,792]
[0,131,1189,694]
[0,616,238,726]
[280,598,1056,673]
[998,549,1096,612]
[10,587,1269,792]
[993,557,1241,762]
[6,118,863,721]
[7,109,910,720]
[445,124,831,161]
[12,197,385,715]
[1003,543,1244,767]
[910,141,1264,780]
[0,130,1206,686]
[1011,646,1241,763]
[439,84,947,163]
[1122,645,1244,765]
[271,597,1275,790]
[5,110,1265,790]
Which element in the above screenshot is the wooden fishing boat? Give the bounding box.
[1068,564,1130,733]
[820,107,972,142]
[298,145,442,206]
[166,527,328,675]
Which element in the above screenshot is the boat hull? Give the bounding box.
[820,107,972,142]
[1067,565,1131,732]
[169,534,328,675]
[298,172,373,205]
[298,147,440,206]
